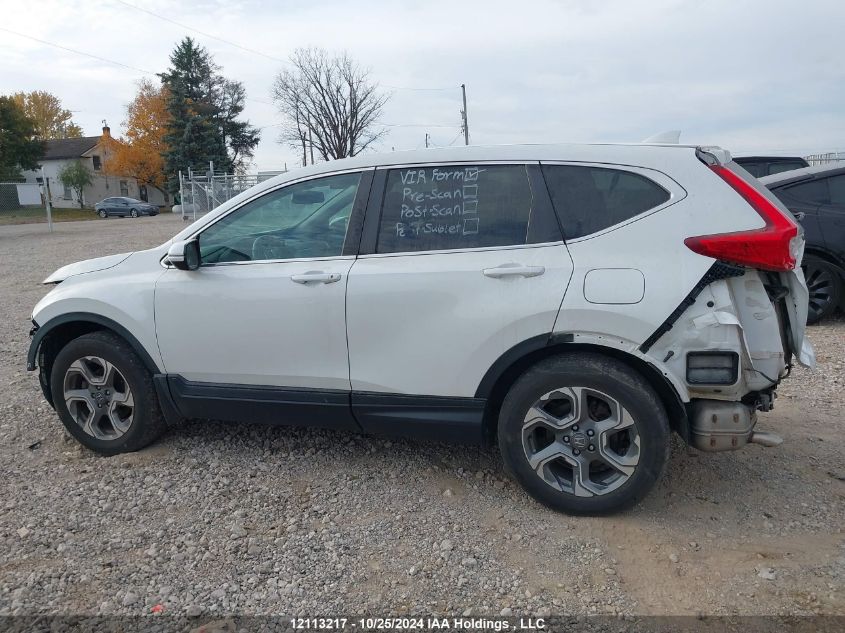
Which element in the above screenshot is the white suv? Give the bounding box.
[28,144,815,514]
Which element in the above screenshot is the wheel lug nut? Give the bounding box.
[573,449,581,456]
[572,425,579,432]
[588,445,595,451]
[563,436,570,443]
[587,429,594,437]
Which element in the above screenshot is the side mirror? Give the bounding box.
[166,239,201,271]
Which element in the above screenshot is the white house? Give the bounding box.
[22,125,167,209]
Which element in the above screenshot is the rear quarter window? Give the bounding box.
[541,165,670,239]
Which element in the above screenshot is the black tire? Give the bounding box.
[498,353,670,515]
[98,209,107,218]
[803,258,842,325]
[130,208,139,218]
[50,331,166,455]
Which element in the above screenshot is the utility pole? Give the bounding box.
[461,83,469,146]
[41,167,53,233]
[308,117,315,165]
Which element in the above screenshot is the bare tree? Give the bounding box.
[272,48,389,164]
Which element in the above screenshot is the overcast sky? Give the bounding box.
[1,0,843,172]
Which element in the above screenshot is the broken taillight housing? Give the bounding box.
[684,164,800,272]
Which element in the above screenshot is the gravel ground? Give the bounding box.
[0,215,842,620]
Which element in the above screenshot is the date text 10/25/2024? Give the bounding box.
[290,618,547,631]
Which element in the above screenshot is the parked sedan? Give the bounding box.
[761,165,845,323]
[94,197,159,218]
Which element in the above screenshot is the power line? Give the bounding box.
[382,84,459,92]
[112,0,288,64]
[0,27,157,75]
[382,123,458,128]
[0,27,274,109]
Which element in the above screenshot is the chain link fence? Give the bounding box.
[0,182,47,223]
[178,167,285,221]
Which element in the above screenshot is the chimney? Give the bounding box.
[102,119,110,137]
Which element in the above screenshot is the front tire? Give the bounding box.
[98,209,107,218]
[50,331,166,455]
[498,353,670,515]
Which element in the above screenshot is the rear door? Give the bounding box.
[346,162,572,405]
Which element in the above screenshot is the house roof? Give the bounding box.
[42,136,100,160]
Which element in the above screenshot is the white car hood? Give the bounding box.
[43,252,132,284]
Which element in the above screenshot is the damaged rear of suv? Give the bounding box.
[27,143,813,515]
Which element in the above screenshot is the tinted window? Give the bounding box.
[541,165,670,239]
[784,179,829,205]
[738,162,765,178]
[376,165,540,253]
[768,161,806,175]
[200,172,361,264]
[827,175,845,206]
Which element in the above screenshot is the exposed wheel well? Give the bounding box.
[32,315,159,408]
[479,343,688,446]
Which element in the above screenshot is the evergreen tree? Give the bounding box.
[159,38,259,191]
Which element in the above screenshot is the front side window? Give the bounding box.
[199,172,361,264]
[376,164,538,254]
[542,165,670,239]
[826,175,845,206]
[784,179,829,205]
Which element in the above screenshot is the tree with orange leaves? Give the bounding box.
[103,79,170,192]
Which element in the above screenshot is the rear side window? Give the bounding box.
[784,179,829,205]
[376,164,552,253]
[541,165,670,239]
[768,161,806,175]
[738,162,765,178]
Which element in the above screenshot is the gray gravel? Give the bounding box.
[0,215,843,618]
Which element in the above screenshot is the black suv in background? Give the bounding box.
[735,156,809,178]
[761,165,845,323]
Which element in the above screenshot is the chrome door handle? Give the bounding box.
[290,271,342,284]
[482,264,545,279]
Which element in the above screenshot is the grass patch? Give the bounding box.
[0,207,98,225]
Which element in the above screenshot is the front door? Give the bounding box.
[154,170,371,428]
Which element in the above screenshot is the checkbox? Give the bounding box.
[464,167,479,181]
[463,217,479,235]
[463,200,478,214]
[463,184,478,199]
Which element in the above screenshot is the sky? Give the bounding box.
[1,0,843,172]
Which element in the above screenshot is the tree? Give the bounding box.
[103,79,169,191]
[159,37,259,190]
[0,96,43,180]
[271,48,389,164]
[11,91,83,139]
[58,160,93,207]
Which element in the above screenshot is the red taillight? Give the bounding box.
[684,164,799,271]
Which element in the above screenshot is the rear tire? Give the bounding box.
[498,353,670,515]
[803,258,842,324]
[50,331,166,455]
[130,208,139,218]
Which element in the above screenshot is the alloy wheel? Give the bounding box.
[521,386,640,497]
[804,263,837,323]
[63,356,134,440]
